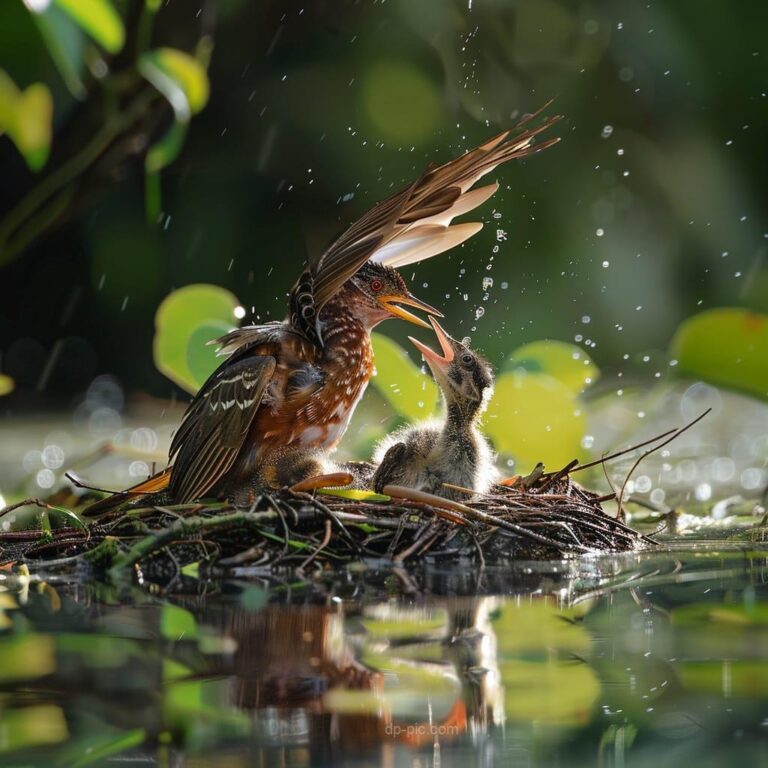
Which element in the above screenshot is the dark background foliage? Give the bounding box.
[1,0,766,412]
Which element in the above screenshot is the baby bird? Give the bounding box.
[371,318,497,500]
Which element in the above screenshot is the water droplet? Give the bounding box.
[596,228,605,237]
[475,306,485,320]
[601,125,614,139]
[602,260,610,268]
[482,276,494,291]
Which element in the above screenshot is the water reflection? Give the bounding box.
[1,546,768,766]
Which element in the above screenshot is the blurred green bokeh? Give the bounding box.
[1,0,767,469]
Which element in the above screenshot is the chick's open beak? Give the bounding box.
[378,292,442,328]
[408,317,455,372]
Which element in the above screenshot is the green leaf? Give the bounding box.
[670,307,768,400]
[0,72,53,172]
[153,284,239,394]
[492,601,592,655]
[0,374,14,396]
[180,561,200,578]
[0,705,68,753]
[484,370,585,473]
[504,340,599,393]
[30,5,88,99]
[0,634,56,682]
[319,488,391,503]
[69,728,145,768]
[370,333,439,422]
[48,504,88,533]
[53,0,125,53]
[139,48,210,121]
[501,658,599,725]
[160,604,198,641]
[145,119,188,173]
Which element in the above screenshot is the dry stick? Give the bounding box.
[537,459,579,493]
[617,408,712,518]
[108,509,278,576]
[394,523,439,562]
[569,427,680,474]
[383,485,591,552]
[298,519,333,572]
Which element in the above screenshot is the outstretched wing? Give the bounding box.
[168,355,277,503]
[299,104,561,321]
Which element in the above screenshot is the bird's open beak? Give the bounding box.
[408,316,455,371]
[378,292,442,328]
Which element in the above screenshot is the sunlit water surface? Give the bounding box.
[2,538,768,767]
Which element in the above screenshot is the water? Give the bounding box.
[2,538,768,766]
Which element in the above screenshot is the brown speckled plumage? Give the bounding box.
[100,109,560,506]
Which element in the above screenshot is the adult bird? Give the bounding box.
[90,106,560,509]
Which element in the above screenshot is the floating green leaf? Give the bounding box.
[670,307,768,400]
[53,0,125,53]
[484,371,585,473]
[160,603,198,641]
[370,333,439,422]
[139,48,210,121]
[319,488,391,503]
[153,284,239,394]
[0,71,53,171]
[501,658,599,725]
[69,728,146,768]
[0,634,56,682]
[504,340,599,393]
[492,601,592,655]
[0,705,68,753]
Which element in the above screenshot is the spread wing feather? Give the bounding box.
[168,355,277,503]
[298,104,561,323]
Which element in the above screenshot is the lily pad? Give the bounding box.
[370,333,439,422]
[504,340,599,393]
[153,284,239,394]
[484,370,585,473]
[669,307,768,400]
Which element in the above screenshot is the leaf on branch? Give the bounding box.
[0,70,53,171]
[52,0,125,54]
[139,48,210,122]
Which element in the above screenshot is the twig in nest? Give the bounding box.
[537,459,579,493]
[298,519,332,572]
[617,409,712,517]
[570,427,680,474]
[382,486,469,525]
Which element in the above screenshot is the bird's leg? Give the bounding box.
[290,472,354,492]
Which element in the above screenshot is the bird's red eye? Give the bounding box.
[369,278,384,293]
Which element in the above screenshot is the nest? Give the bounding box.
[1,413,714,583]
[0,468,653,585]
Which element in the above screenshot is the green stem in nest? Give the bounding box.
[0,89,158,264]
[107,509,278,579]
